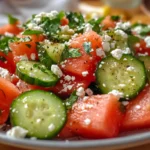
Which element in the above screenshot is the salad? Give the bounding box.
[0,11,150,140]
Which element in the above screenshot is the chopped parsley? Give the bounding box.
[127,35,140,53]
[66,12,85,29]
[7,14,18,24]
[132,23,150,36]
[65,91,78,110]
[111,15,120,21]
[0,36,16,54]
[83,42,92,54]
[23,30,43,35]
[88,17,104,33]
[61,46,81,60]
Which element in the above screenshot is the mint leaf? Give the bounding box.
[132,23,150,36]
[0,36,16,54]
[61,46,81,60]
[66,12,84,29]
[8,14,18,24]
[69,48,82,58]
[83,42,92,54]
[23,30,43,35]
[65,91,78,110]
[88,17,104,33]
[111,15,120,21]
[127,35,140,53]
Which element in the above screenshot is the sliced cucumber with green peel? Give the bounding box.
[10,90,66,139]
[16,61,59,87]
[38,42,65,68]
[138,55,150,82]
[96,54,146,99]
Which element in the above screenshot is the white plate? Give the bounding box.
[0,129,150,150]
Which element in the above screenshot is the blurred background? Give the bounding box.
[0,0,150,25]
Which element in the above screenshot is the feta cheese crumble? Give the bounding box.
[82,71,89,77]
[84,23,93,33]
[6,126,28,138]
[60,25,74,34]
[76,87,85,97]
[48,123,55,132]
[111,49,123,60]
[126,66,135,71]
[144,36,150,48]
[114,29,128,39]
[115,22,131,30]
[0,67,11,80]
[109,90,124,98]
[102,41,110,52]
[51,65,63,78]
[96,48,106,57]
[102,35,111,42]
[84,118,91,125]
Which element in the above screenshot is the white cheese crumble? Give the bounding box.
[144,36,150,48]
[110,41,116,49]
[0,67,11,80]
[109,90,124,98]
[84,118,91,125]
[114,29,128,39]
[115,22,131,30]
[96,48,106,57]
[138,52,148,56]
[27,23,43,31]
[60,25,74,34]
[122,101,129,106]
[102,35,111,42]
[34,11,58,21]
[84,23,93,33]
[76,87,85,97]
[4,32,14,37]
[6,126,28,138]
[30,53,36,60]
[51,65,63,78]
[111,49,123,60]
[123,47,131,54]
[135,105,141,110]
[132,26,142,34]
[126,66,135,71]
[19,54,28,61]
[102,41,110,52]
[48,123,55,132]
[64,75,72,81]
[82,71,89,77]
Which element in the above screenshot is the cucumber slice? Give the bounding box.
[16,61,59,87]
[96,54,146,99]
[38,42,65,68]
[10,90,66,139]
[138,55,150,82]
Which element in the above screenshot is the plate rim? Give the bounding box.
[0,130,150,149]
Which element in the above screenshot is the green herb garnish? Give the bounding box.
[83,42,92,54]
[65,91,78,110]
[61,46,81,60]
[88,17,104,33]
[23,30,43,35]
[66,12,85,29]
[111,15,120,21]
[8,14,18,24]
[0,36,16,54]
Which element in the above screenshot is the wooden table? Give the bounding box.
[1,0,150,150]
